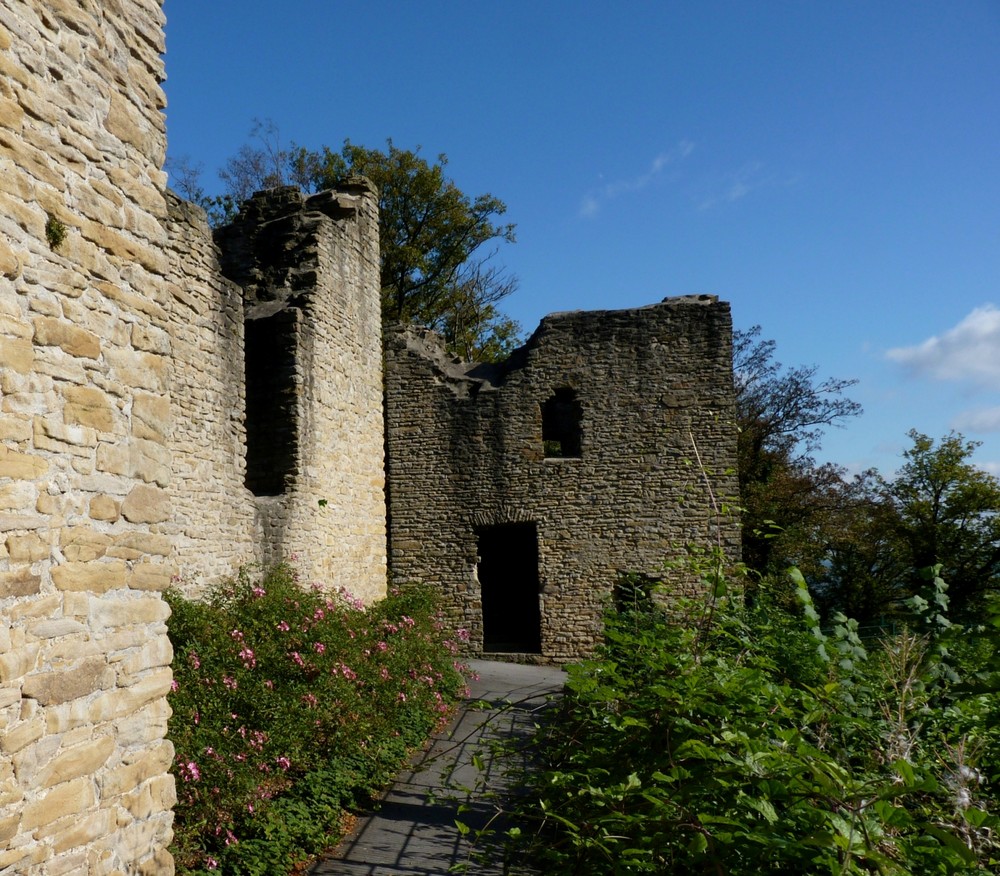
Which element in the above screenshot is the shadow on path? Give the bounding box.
[309,659,565,876]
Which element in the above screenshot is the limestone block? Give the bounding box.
[51,808,113,854]
[0,716,44,755]
[90,595,169,630]
[0,415,32,442]
[109,531,171,559]
[131,392,170,442]
[20,777,96,832]
[0,235,23,279]
[27,618,86,639]
[128,562,174,592]
[98,740,173,799]
[0,481,37,511]
[0,446,47,479]
[21,656,109,705]
[96,438,170,487]
[32,316,101,359]
[0,567,42,599]
[117,634,172,676]
[36,733,115,789]
[7,593,60,624]
[0,810,21,845]
[121,484,170,523]
[51,560,127,593]
[63,384,116,431]
[0,336,33,372]
[104,347,169,392]
[60,526,112,562]
[89,494,120,522]
[34,415,98,455]
[6,531,49,562]
[130,322,170,355]
[114,697,170,747]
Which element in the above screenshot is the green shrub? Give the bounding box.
[166,564,469,874]
[510,567,1000,874]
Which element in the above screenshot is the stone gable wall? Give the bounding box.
[386,296,740,661]
[0,1,176,872]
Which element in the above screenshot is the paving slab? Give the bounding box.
[309,659,565,876]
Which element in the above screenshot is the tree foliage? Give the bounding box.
[169,121,521,361]
[733,325,862,578]
[507,565,1000,874]
[886,431,1000,617]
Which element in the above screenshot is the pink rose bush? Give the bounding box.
[166,564,469,875]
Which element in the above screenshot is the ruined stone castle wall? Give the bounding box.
[0,1,176,872]
[162,194,257,592]
[386,296,740,661]
[169,185,388,602]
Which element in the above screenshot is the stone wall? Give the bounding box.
[0,1,176,873]
[192,185,387,602]
[385,296,740,661]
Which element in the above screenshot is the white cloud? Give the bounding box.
[886,304,1000,385]
[953,406,1000,434]
[579,140,694,219]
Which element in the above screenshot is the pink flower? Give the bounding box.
[230,628,244,642]
[179,761,201,782]
[313,642,325,654]
[301,692,318,708]
[223,675,238,691]
[276,756,291,771]
[239,647,256,669]
[277,621,290,632]
[456,628,470,642]
[251,586,266,598]
[290,651,305,668]
[205,856,218,870]
[170,679,179,692]
[188,651,201,670]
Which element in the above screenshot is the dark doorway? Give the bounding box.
[477,523,542,653]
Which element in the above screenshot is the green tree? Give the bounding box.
[733,326,862,578]
[184,123,521,361]
[886,430,1000,617]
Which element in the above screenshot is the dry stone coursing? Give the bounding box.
[2,0,737,868]
[386,296,740,661]
[167,184,388,602]
[1,1,176,872]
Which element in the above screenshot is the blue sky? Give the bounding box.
[162,1,1000,477]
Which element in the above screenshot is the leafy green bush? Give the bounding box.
[510,566,1000,874]
[166,564,469,875]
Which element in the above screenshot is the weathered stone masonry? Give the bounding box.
[166,184,387,602]
[1,2,176,872]
[1,0,738,869]
[386,296,740,662]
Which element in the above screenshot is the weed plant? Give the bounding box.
[509,565,1000,874]
[166,564,469,875]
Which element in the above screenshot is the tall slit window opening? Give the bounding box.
[244,310,298,496]
[542,387,582,458]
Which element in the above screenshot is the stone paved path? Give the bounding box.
[309,659,565,876]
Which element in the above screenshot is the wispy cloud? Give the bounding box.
[886,305,1000,386]
[579,140,694,219]
[696,162,799,212]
